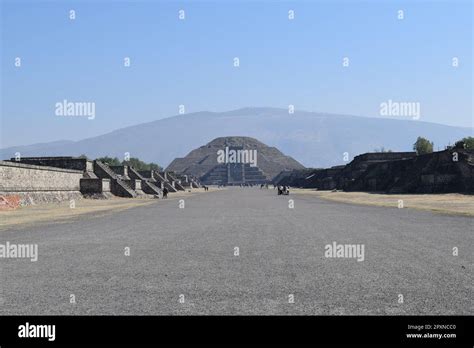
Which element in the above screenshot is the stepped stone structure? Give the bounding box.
[139,170,178,192]
[93,161,137,197]
[274,145,474,194]
[2,156,180,204]
[80,178,112,198]
[166,136,305,185]
[160,172,179,192]
[107,165,162,196]
[172,173,200,189]
[347,147,473,193]
[127,166,162,196]
[164,172,185,191]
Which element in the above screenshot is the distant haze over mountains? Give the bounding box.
[1,107,471,168]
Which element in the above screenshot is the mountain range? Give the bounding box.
[1,107,471,168]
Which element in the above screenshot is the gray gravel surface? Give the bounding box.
[0,188,472,315]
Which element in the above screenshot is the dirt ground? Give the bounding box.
[291,189,474,216]
[0,187,220,230]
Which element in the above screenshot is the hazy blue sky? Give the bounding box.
[1,0,472,148]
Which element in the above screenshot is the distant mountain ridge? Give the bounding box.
[1,107,471,168]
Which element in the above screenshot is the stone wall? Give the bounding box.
[80,178,111,195]
[351,149,474,193]
[12,157,93,172]
[0,160,84,205]
[0,160,83,191]
[110,165,130,179]
[138,170,153,178]
[129,179,146,196]
[353,152,416,162]
[274,149,474,194]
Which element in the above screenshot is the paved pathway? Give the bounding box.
[1,188,472,315]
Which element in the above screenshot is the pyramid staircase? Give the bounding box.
[93,161,137,198]
[152,171,178,192]
[201,164,267,185]
[128,166,162,196]
[166,172,186,191]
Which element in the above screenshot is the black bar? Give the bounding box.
[0,316,472,346]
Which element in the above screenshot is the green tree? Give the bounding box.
[122,157,162,171]
[455,136,474,150]
[413,137,434,155]
[96,156,121,166]
[122,157,146,170]
[148,162,162,170]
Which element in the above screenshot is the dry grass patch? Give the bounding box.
[0,197,155,230]
[292,189,474,216]
[0,188,221,230]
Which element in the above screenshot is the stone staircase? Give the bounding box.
[128,166,162,196]
[143,181,162,196]
[153,171,178,193]
[165,172,186,191]
[201,164,267,185]
[243,164,267,184]
[93,161,137,198]
[127,166,145,181]
[201,165,227,185]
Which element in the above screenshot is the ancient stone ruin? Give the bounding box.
[2,140,471,207]
[0,159,85,207]
[166,136,305,185]
[0,156,192,206]
[274,144,474,194]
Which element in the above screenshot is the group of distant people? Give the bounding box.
[239,183,254,187]
[202,184,287,194]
